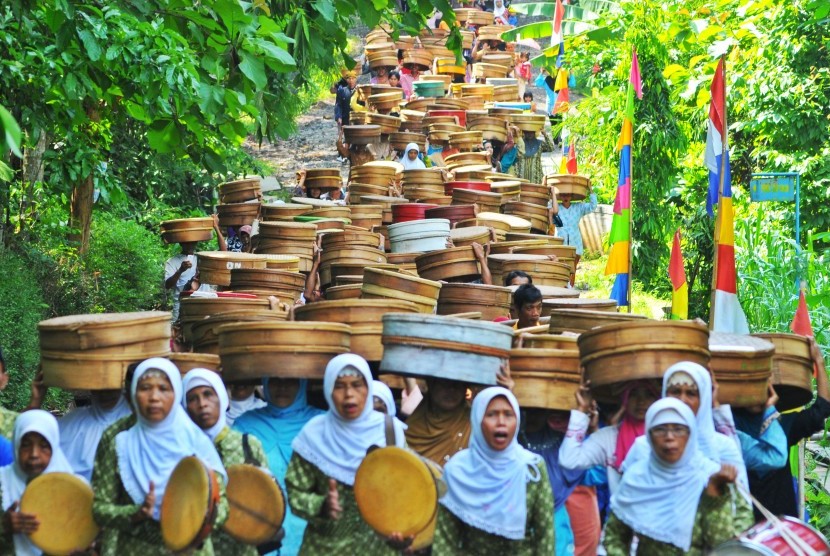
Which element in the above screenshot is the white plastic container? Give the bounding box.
[388,219,451,254]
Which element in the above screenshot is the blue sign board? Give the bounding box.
[750,174,796,202]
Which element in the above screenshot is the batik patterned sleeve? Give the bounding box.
[91,430,140,528]
[528,462,555,552]
[699,485,753,549]
[602,512,635,556]
[432,506,465,556]
[285,452,327,526]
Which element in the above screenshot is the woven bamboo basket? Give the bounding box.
[349,164,396,185]
[578,320,710,401]
[366,113,402,134]
[218,322,351,380]
[514,333,578,351]
[488,181,522,202]
[509,114,547,133]
[455,8,494,26]
[510,348,581,410]
[160,218,215,244]
[168,353,221,375]
[402,50,432,70]
[502,201,549,233]
[368,92,403,112]
[325,284,364,300]
[190,309,289,354]
[451,189,502,214]
[444,151,490,168]
[473,63,510,80]
[402,169,445,187]
[437,283,512,321]
[42,349,171,390]
[449,225,491,247]
[180,297,275,343]
[229,269,305,302]
[389,132,427,152]
[294,300,419,362]
[488,240,548,255]
[361,267,442,314]
[217,202,260,227]
[258,221,317,240]
[319,246,387,287]
[460,84,495,102]
[709,332,775,407]
[260,203,312,221]
[219,178,262,204]
[330,263,397,286]
[468,117,507,142]
[39,311,171,351]
[414,246,481,283]
[753,333,814,411]
[322,229,383,251]
[487,254,572,287]
[197,252,268,287]
[343,125,382,145]
[492,85,520,102]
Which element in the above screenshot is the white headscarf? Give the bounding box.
[439,387,542,540]
[0,410,75,556]
[493,0,507,20]
[611,398,721,551]
[291,354,406,485]
[372,380,396,416]
[182,369,229,441]
[399,142,427,170]
[59,394,132,482]
[115,358,226,520]
[227,392,267,426]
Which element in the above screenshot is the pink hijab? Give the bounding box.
[612,380,659,471]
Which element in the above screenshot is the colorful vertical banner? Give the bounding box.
[605,49,642,307]
[669,230,688,320]
[708,57,749,333]
[553,67,570,114]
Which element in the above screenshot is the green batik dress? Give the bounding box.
[212,427,270,556]
[603,485,754,556]
[431,461,555,556]
[91,416,229,556]
[285,453,399,556]
[0,406,17,440]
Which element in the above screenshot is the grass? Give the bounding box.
[577,252,671,319]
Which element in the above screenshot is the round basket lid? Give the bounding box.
[354,446,439,537]
[292,197,340,207]
[449,226,490,241]
[364,160,405,173]
[224,464,286,545]
[161,456,217,552]
[20,473,99,555]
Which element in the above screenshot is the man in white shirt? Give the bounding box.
[164,241,199,321]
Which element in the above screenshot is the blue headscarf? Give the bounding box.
[233,378,324,481]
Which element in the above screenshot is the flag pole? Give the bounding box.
[627,122,634,314]
[709,56,727,330]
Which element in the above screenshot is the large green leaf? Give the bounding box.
[238,51,267,89]
[500,21,553,42]
[0,105,23,158]
[509,3,600,21]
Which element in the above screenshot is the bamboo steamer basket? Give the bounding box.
[545,299,620,318]
[404,188,446,203]
[423,115,460,127]
[468,116,507,142]
[510,114,547,133]
[402,49,432,70]
[449,131,484,151]
[482,53,514,67]
[350,112,368,125]
[386,252,423,265]
[753,333,814,411]
[350,183,391,202]
[197,252,268,287]
[350,165,396,186]
[437,283,512,321]
[502,201,549,233]
[218,322,351,380]
[380,314,513,385]
[449,225,491,247]
[368,92,403,112]
[488,240,549,255]
[219,178,262,204]
[436,57,467,76]
[294,299,420,362]
[368,54,399,70]
[451,189,502,213]
[477,25,510,42]
[304,206,351,220]
[361,267,442,314]
[334,275,363,286]
[459,96,486,110]
[389,131,427,152]
[415,246,482,283]
[258,221,317,240]
[319,246,387,287]
[343,125,382,146]
[260,203,312,221]
[508,284,579,302]
[488,180,522,201]
[444,151,490,168]
[229,268,305,298]
[477,212,532,233]
[489,107,523,118]
[180,297,274,343]
[42,348,171,390]
[402,169,445,187]
[488,254,572,287]
[354,195,407,224]
[473,63,510,80]
[542,306,650,334]
[160,218,214,244]
[366,113,402,135]
[322,229,383,251]
[330,263,397,286]
[416,195,453,206]
[510,346,581,410]
[455,8,494,26]
[168,353,221,375]
[428,98,470,111]
[505,232,563,244]
[545,174,591,200]
[254,244,314,271]
[460,84,495,102]
[366,29,392,44]
[39,312,171,351]
[325,284,364,300]
[709,332,775,408]
[460,30,475,49]
[405,98,435,112]
[514,244,576,260]
[515,334,579,351]
[217,202,260,227]
[429,123,466,135]
[578,320,710,401]
[257,254,300,272]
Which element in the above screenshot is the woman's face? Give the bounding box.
[268,378,301,408]
[481,396,517,451]
[331,374,368,421]
[19,432,52,477]
[508,275,530,286]
[135,374,176,424]
[666,382,701,415]
[484,142,493,156]
[185,385,221,430]
[373,396,389,414]
[407,149,419,161]
[649,423,690,464]
[389,75,400,87]
[626,385,658,421]
[378,67,388,77]
[228,383,255,401]
[428,378,467,412]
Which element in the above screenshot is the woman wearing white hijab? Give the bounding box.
[226,382,267,426]
[0,410,76,556]
[286,353,406,555]
[604,398,753,555]
[372,380,396,416]
[399,142,427,170]
[183,368,271,556]
[622,361,749,490]
[92,358,227,555]
[433,387,554,555]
